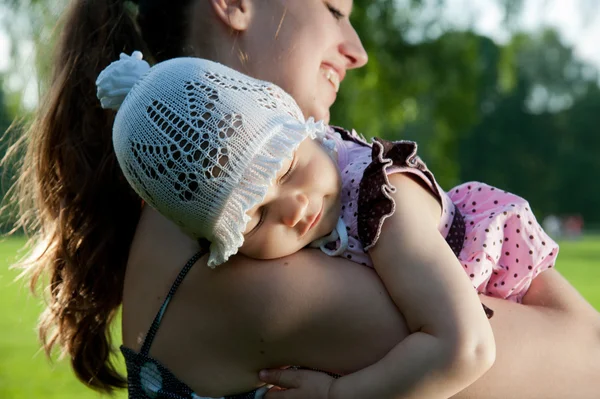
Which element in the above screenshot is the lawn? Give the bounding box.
[0,237,126,399]
[1,234,599,398]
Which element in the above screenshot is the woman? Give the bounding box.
[14,0,600,398]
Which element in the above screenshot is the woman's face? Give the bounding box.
[239,0,368,123]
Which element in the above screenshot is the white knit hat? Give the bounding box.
[96,52,327,267]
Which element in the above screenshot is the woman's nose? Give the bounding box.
[281,193,309,228]
[341,24,368,69]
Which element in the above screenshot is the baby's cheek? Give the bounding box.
[255,234,293,260]
[274,239,307,260]
[238,242,260,260]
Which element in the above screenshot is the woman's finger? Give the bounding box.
[259,368,303,389]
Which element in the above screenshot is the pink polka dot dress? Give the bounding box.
[325,127,558,303]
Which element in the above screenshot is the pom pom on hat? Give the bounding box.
[96,51,150,110]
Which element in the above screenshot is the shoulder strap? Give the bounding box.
[140,251,204,356]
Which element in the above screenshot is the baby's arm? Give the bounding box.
[329,173,496,399]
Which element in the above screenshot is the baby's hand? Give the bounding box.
[259,368,335,399]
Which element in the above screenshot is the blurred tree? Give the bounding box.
[0,78,11,131]
[0,75,19,232]
[458,29,600,224]
[1,0,599,224]
[1,0,66,73]
[552,82,600,225]
[334,1,516,186]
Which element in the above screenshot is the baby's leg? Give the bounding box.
[521,268,598,316]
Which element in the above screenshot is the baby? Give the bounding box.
[98,52,558,399]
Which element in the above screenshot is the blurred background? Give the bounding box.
[0,0,598,397]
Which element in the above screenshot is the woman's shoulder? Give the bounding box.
[124,208,409,388]
[124,208,382,330]
[126,207,386,314]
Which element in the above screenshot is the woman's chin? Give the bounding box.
[305,106,330,124]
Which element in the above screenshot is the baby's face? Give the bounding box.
[240,137,342,259]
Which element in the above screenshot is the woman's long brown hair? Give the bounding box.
[10,0,193,393]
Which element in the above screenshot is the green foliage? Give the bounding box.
[1,0,599,227]
[0,0,600,223]
[0,78,11,133]
[329,2,600,223]
[458,30,600,224]
[0,78,20,233]
[1,0,67,98]
[333,2,516,186]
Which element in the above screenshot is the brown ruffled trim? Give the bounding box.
[482,303,494,319]
[357,138,442,250]
[330,125,371,147]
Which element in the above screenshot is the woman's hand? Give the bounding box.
[260,368,335,399]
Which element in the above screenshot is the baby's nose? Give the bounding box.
[281,193,309,228]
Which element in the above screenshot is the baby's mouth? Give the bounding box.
[299,203,324,238]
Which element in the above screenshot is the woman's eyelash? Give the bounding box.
[326,3,345,20]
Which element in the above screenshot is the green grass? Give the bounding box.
[1,235,599,398]
[550,235,600,307]
[0,236,126,399]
